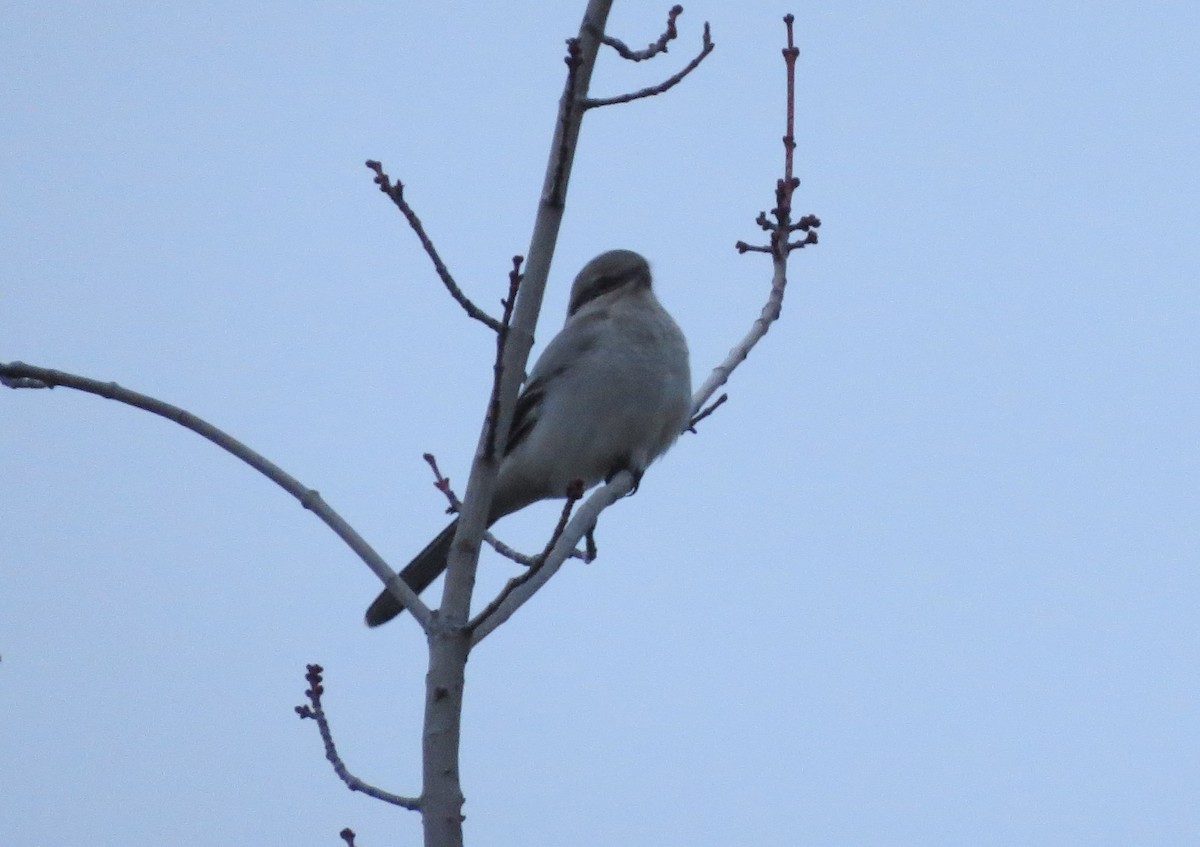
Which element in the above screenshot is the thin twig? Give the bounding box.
[423,452,460,512]
[585,22,713,109]
[364,160,503,332]
[295,664,421,810]
[339,829,357,847]
[537,479,586,561]
[423,452,586,567]
[549,38,586,208]
[595,4,684,61]
[0,360,433,628]
[687,392,727,432]
[485,256,524,460]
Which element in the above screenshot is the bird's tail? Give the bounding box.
[364,519,458,627]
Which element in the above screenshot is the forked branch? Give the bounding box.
[585,6,714,109]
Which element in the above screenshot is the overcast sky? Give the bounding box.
[3,2,1197,845]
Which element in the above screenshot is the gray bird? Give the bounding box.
[365,249,692,626]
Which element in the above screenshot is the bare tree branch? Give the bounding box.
[296,664,421,810]
[585,21,713,109]
[692,14,820,417]
[594,3,684,61]
[365,159,504,333]
[0,360,433,629]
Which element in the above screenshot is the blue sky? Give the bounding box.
[2,2,1197,845]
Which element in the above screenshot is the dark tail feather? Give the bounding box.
[364,519,458,627]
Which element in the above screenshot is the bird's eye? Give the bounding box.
[569,273,628,315]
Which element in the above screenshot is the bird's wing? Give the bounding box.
[504,309,607,456]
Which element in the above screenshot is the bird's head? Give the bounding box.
[567,249,653,317]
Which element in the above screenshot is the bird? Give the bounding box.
[365,249,692,626]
